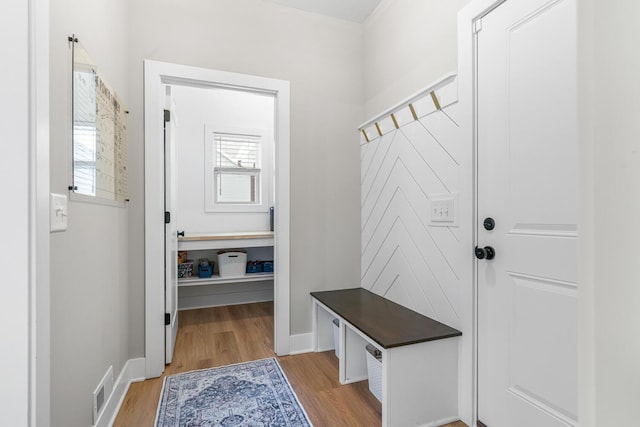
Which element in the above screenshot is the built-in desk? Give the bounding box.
[311,288,462,427]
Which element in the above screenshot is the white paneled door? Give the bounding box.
[165,87,179,364]
[476,0,578,426]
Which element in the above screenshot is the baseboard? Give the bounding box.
[289,333,313,355]
[94,357,146,427]
[418,416,460,427]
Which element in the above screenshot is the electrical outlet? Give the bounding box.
[50,193,68,232]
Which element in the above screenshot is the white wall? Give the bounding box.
[578,1,640,425]
[49,0,130,425]
[1,1,31,424]
[362,0,471,118]
[127,0,364,350]
[172,85,274,233]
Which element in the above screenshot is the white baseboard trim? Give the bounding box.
[419,416,460,427]
[289,333,313,355]
[94,357,146,427]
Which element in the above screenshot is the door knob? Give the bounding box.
[177,230,185,237]
[475,245,495,260]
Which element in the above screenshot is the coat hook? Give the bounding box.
[390,113,399,129]
[408,103,418,121]
[430,91,441,110]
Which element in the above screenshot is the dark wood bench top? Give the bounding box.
[311,288,461,349]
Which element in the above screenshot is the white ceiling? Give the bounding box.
[264,0,383,23]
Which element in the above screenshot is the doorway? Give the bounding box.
[474,0,578,426]
[144,61,291,378]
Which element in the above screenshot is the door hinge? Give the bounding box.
[165,211,171,224]
[164,109,170,123]
[474,18,483,33]
[165,313,171,326]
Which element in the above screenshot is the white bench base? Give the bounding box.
[312,298,460,427]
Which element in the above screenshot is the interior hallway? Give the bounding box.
[113,302,466,427]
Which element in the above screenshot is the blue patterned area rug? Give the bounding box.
[155,358,313,427]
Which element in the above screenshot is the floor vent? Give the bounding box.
[92,365,114,425]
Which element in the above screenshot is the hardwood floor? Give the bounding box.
[113,302,466,427]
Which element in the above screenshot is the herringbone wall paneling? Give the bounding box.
[360,79,462,329]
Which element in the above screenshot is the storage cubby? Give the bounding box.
[178,245,274,286]
[177,232,274,310]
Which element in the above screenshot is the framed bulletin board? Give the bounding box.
[71,36,128,203]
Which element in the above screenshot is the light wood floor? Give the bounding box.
[114,302,466,427]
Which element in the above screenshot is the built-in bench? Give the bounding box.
[311,288,462,427]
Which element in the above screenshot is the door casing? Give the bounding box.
[459,0,579,425]
[475,0,579,424]
[459,1,509,425]
[143,60,291,377]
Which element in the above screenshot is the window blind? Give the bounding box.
[215,133,261,169]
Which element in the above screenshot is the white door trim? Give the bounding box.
[144,60,291,377]
[32,0,51,423]
[458,1,508,426]
[5,0,51,424]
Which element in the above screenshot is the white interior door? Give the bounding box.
[165,86,179,364]
[476,0,578,426]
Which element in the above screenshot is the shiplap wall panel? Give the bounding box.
[420,107,461,163]
[361,138,373,161]
[361,189,459,325]
[360,78,462,329]
[362,131,449,228]
[401,121,458,192]
[361,131,393,190]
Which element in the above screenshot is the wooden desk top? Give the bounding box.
[311,288,461,349]
[178,231,274,241]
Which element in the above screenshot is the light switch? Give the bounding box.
[430,193,457,226]
[50,193,68,232]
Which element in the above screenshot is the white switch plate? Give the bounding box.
[429,193,458,226]
[50,193,68,232]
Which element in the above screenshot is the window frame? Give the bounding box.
[204,124,272,213]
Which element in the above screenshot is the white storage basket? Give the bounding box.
[365,344,383,402]
[217,251,247,278]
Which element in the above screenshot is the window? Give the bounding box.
[73,123,97,195]
[214,133,261,204]
[73,68,97,196]
[205,125,272,212]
